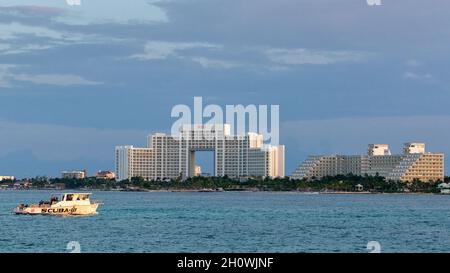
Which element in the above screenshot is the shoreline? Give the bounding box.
[0,188,443,195]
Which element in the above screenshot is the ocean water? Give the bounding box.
[1,190,450,253]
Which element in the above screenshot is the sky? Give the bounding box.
[1,0,450,178]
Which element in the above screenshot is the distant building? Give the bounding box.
[49,183,66,190]
[403,142,426,154]
[368,144,391,156]
[194,166,202,177]
[95,170,116,180]
[61,170,87,179]
[115,124,285,181]
[291,143,444,182]
[13,181,32,189]
[0,176,15,182]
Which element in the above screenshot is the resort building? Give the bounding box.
[368,144,391,156]
[61,170,87,179]
[95,170,116,180]
[0,176,15,181]
[291,143,444,182]
[115,124,285,181]
[194,165,202,176]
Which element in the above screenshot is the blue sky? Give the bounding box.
[1,0,450,178]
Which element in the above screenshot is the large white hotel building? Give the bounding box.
[291,143,444,182]
[115,124,285,181]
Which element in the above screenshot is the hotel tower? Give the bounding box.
[291,143,444,182]
[115,124,285,181]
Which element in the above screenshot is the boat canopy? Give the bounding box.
[51,193,92,202]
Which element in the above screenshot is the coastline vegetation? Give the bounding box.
[0,174,446,193]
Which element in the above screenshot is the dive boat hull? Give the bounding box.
[14,193,101,216]
[14,203,100,216]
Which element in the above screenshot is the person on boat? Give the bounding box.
[50,197,58,205]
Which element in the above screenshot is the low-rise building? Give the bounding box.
[0,176,15,182]
[95,170,116,180]
[49,183,66,190]
[61,170,87,179]
[13,181,32,189]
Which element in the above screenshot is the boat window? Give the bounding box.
[80,195,88,200]
[66,194,73,201]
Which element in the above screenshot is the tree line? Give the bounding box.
[1,174,444,193]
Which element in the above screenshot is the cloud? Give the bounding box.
[0,0,168,25]
[1,5,65,17]
[402,59,434,82]
[0,64,101,87]
[0,22,64,55]
[0,43,11,51]
[190,57,241,69]
[0,22,70,40]
[406,59,422,67]
[263,48,367,65]
[130,41,220,61]
[0,43,55,55]
[403,71,433,81]
[0,22,106,55]
[13,73,101,86]
[0,77,8,88]
[0,64,18,87]
[130,41,368,71]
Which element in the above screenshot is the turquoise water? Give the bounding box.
[1,190,450,253]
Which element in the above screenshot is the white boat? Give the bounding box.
[14,193,101,216]
[438,183,450,194]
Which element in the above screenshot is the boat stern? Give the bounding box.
[13,205,43,215]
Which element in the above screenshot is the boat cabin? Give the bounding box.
[51,193,92,206]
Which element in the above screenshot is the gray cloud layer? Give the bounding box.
[1,0,450,177]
